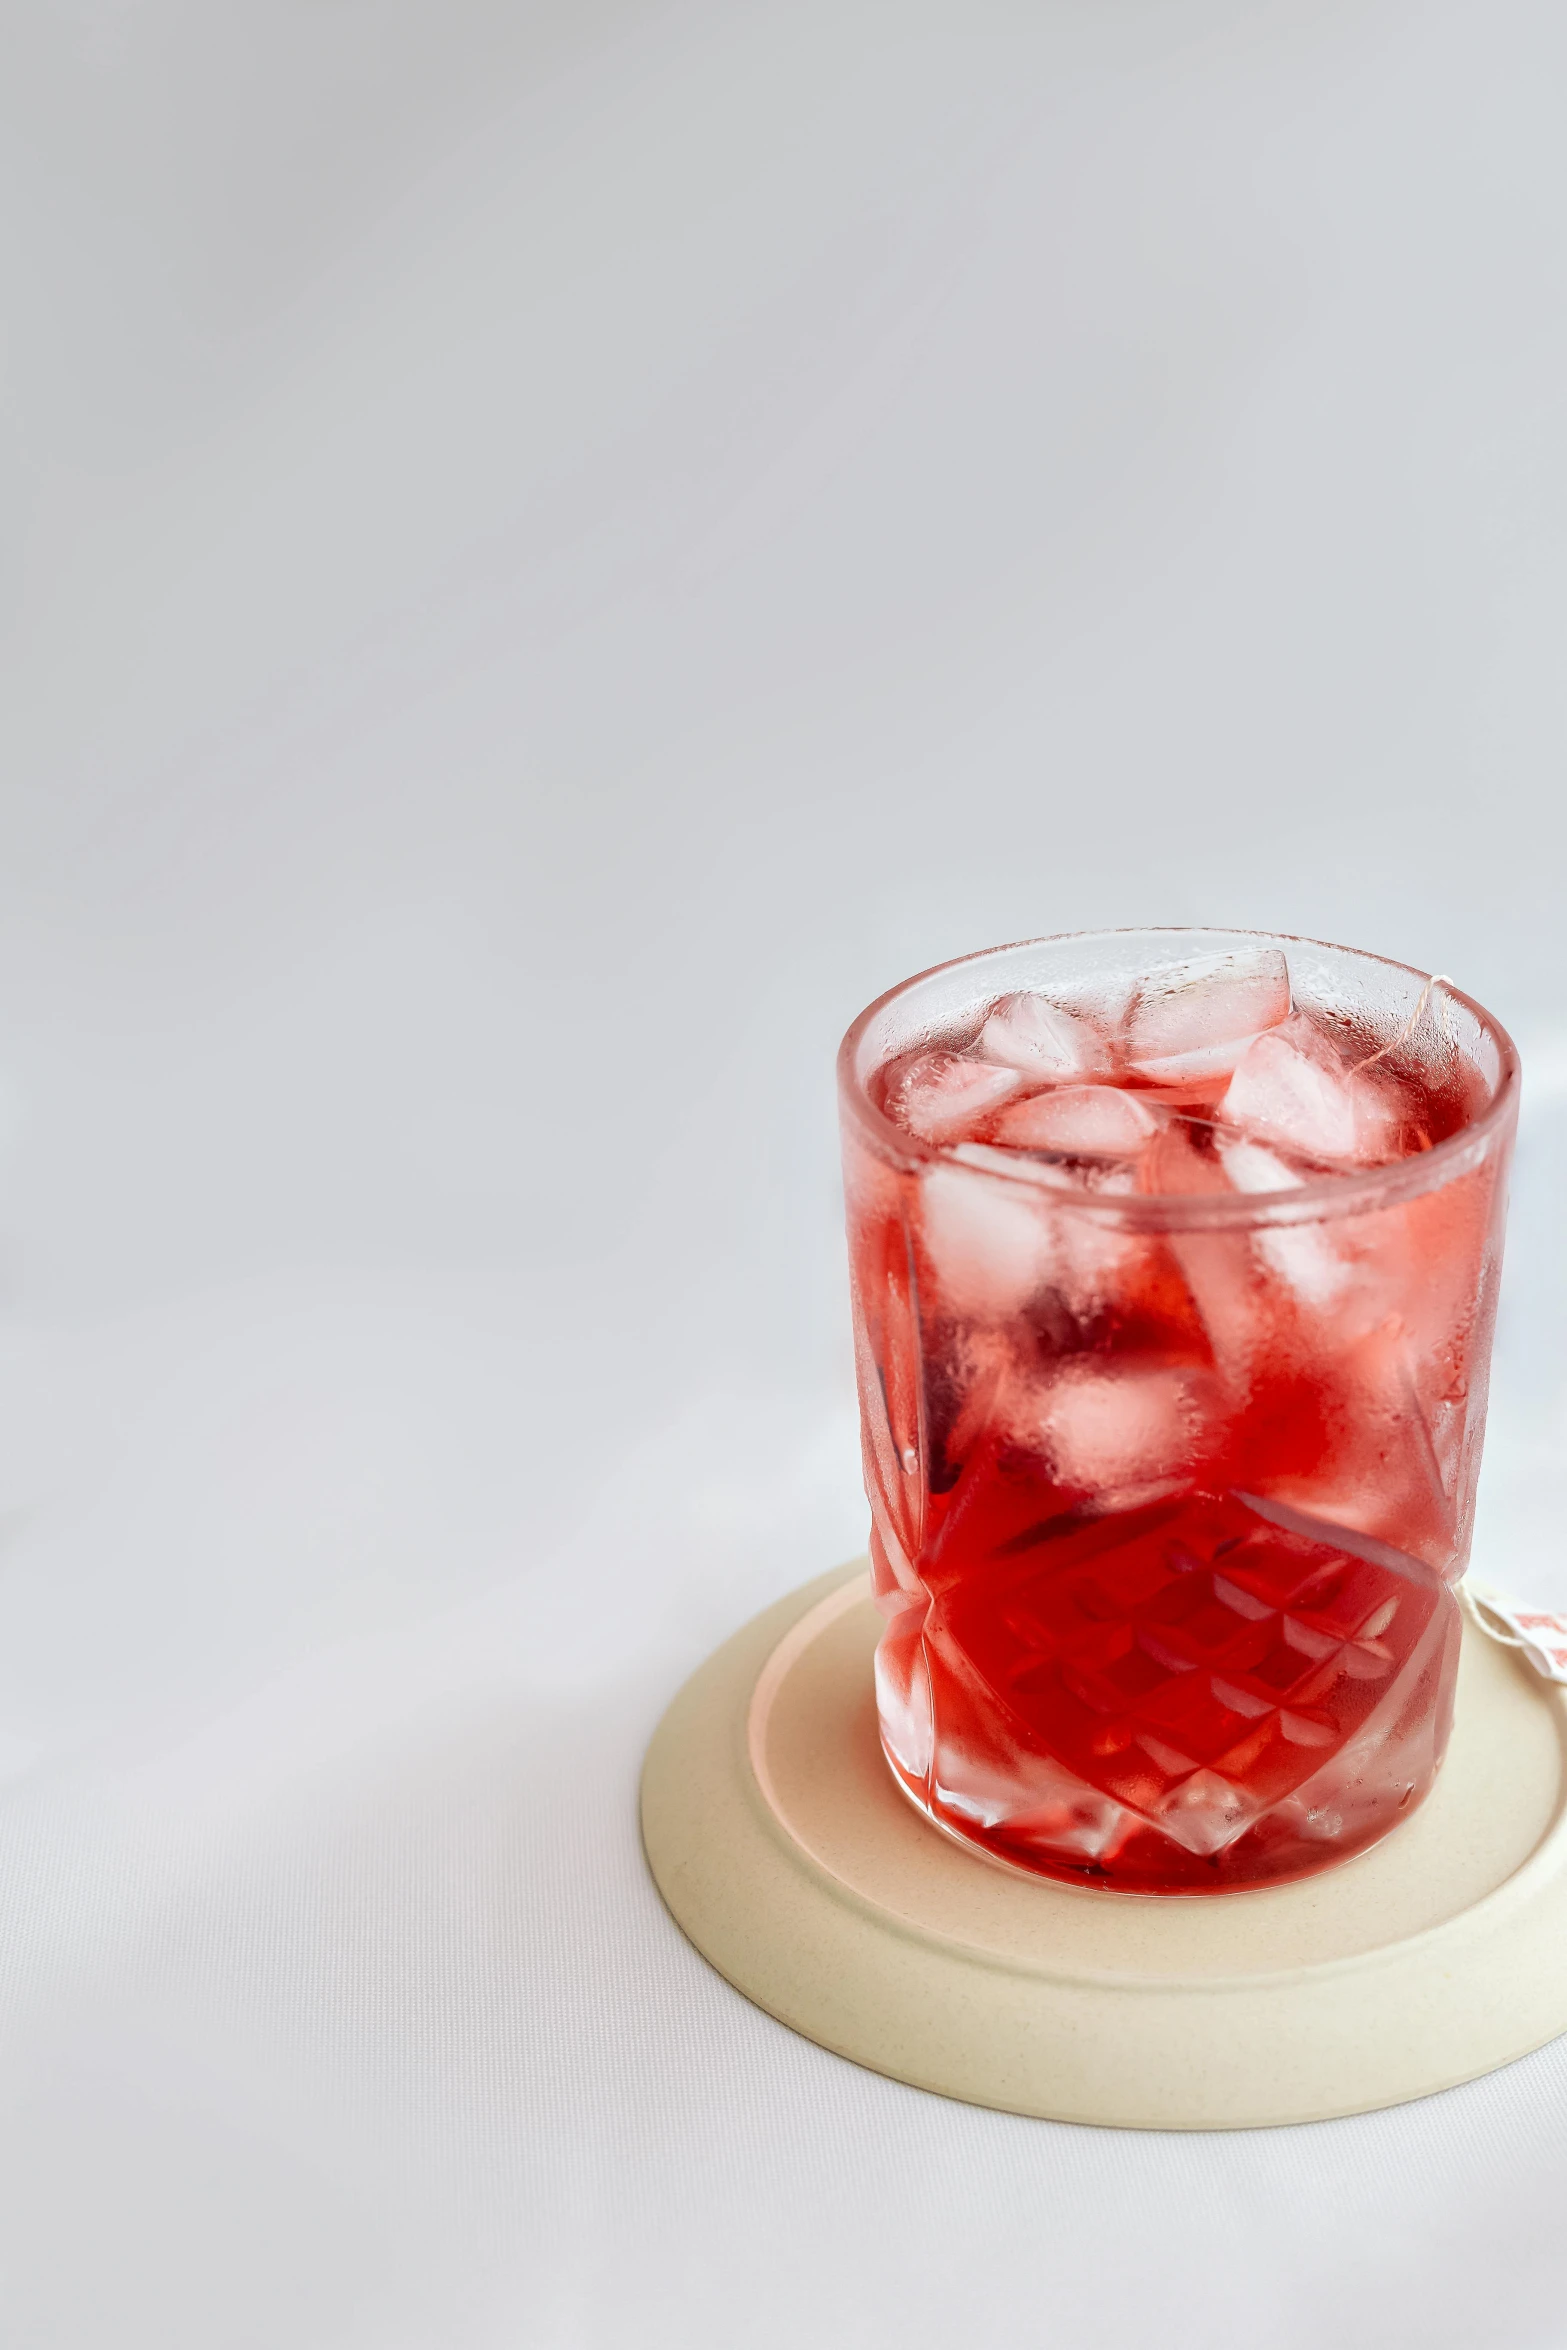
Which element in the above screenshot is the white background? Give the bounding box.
[2,2,1567,2342]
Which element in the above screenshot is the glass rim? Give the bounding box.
[836,925,1520,1230]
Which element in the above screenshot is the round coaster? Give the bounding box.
[640,1562,1567,2128]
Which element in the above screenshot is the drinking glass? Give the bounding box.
[838,929,1517,1892]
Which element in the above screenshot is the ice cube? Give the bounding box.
[1125,949,1292,1083]
[950,1141,1082,1186]
[1051,1194,1152,1323]
[1252,1220,1360,1317]
[1223,1155,1431,1357]
[918,1160,1054,1319]
[1219,1014,1402,1165]
[884,1049,1022,1143]
[929,1153,1145,1323]
[974,992,1109,1081]
[1213,1133,1310,1194]
[1166,1122,1402,1381]
[1009,1362,1216,1502]
[989,1083,1160,1157]
[1237,1175,1418,1333]
[953,1141,1143,1196]
[1136,1117,1235,1198]
[1136,1124,1276,1384]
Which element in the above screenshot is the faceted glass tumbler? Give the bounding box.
[837,929,1518,1893]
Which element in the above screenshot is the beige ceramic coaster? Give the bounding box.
[641,1561,1567,2128]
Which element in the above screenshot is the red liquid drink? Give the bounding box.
[839,933,1517,1893]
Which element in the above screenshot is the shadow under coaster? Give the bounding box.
[640,1562,1567,2129]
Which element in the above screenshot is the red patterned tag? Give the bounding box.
[1466,1586,1567,1684]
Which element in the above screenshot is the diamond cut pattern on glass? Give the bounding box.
[928,1490,1442,1856]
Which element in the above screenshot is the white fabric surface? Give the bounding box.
[3,2,1567,2341]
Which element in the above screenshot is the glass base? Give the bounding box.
[880,1736,1441,1894]
[873,1496,1467,1894]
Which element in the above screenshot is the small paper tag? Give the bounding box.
[1465,1584,1567,1684]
